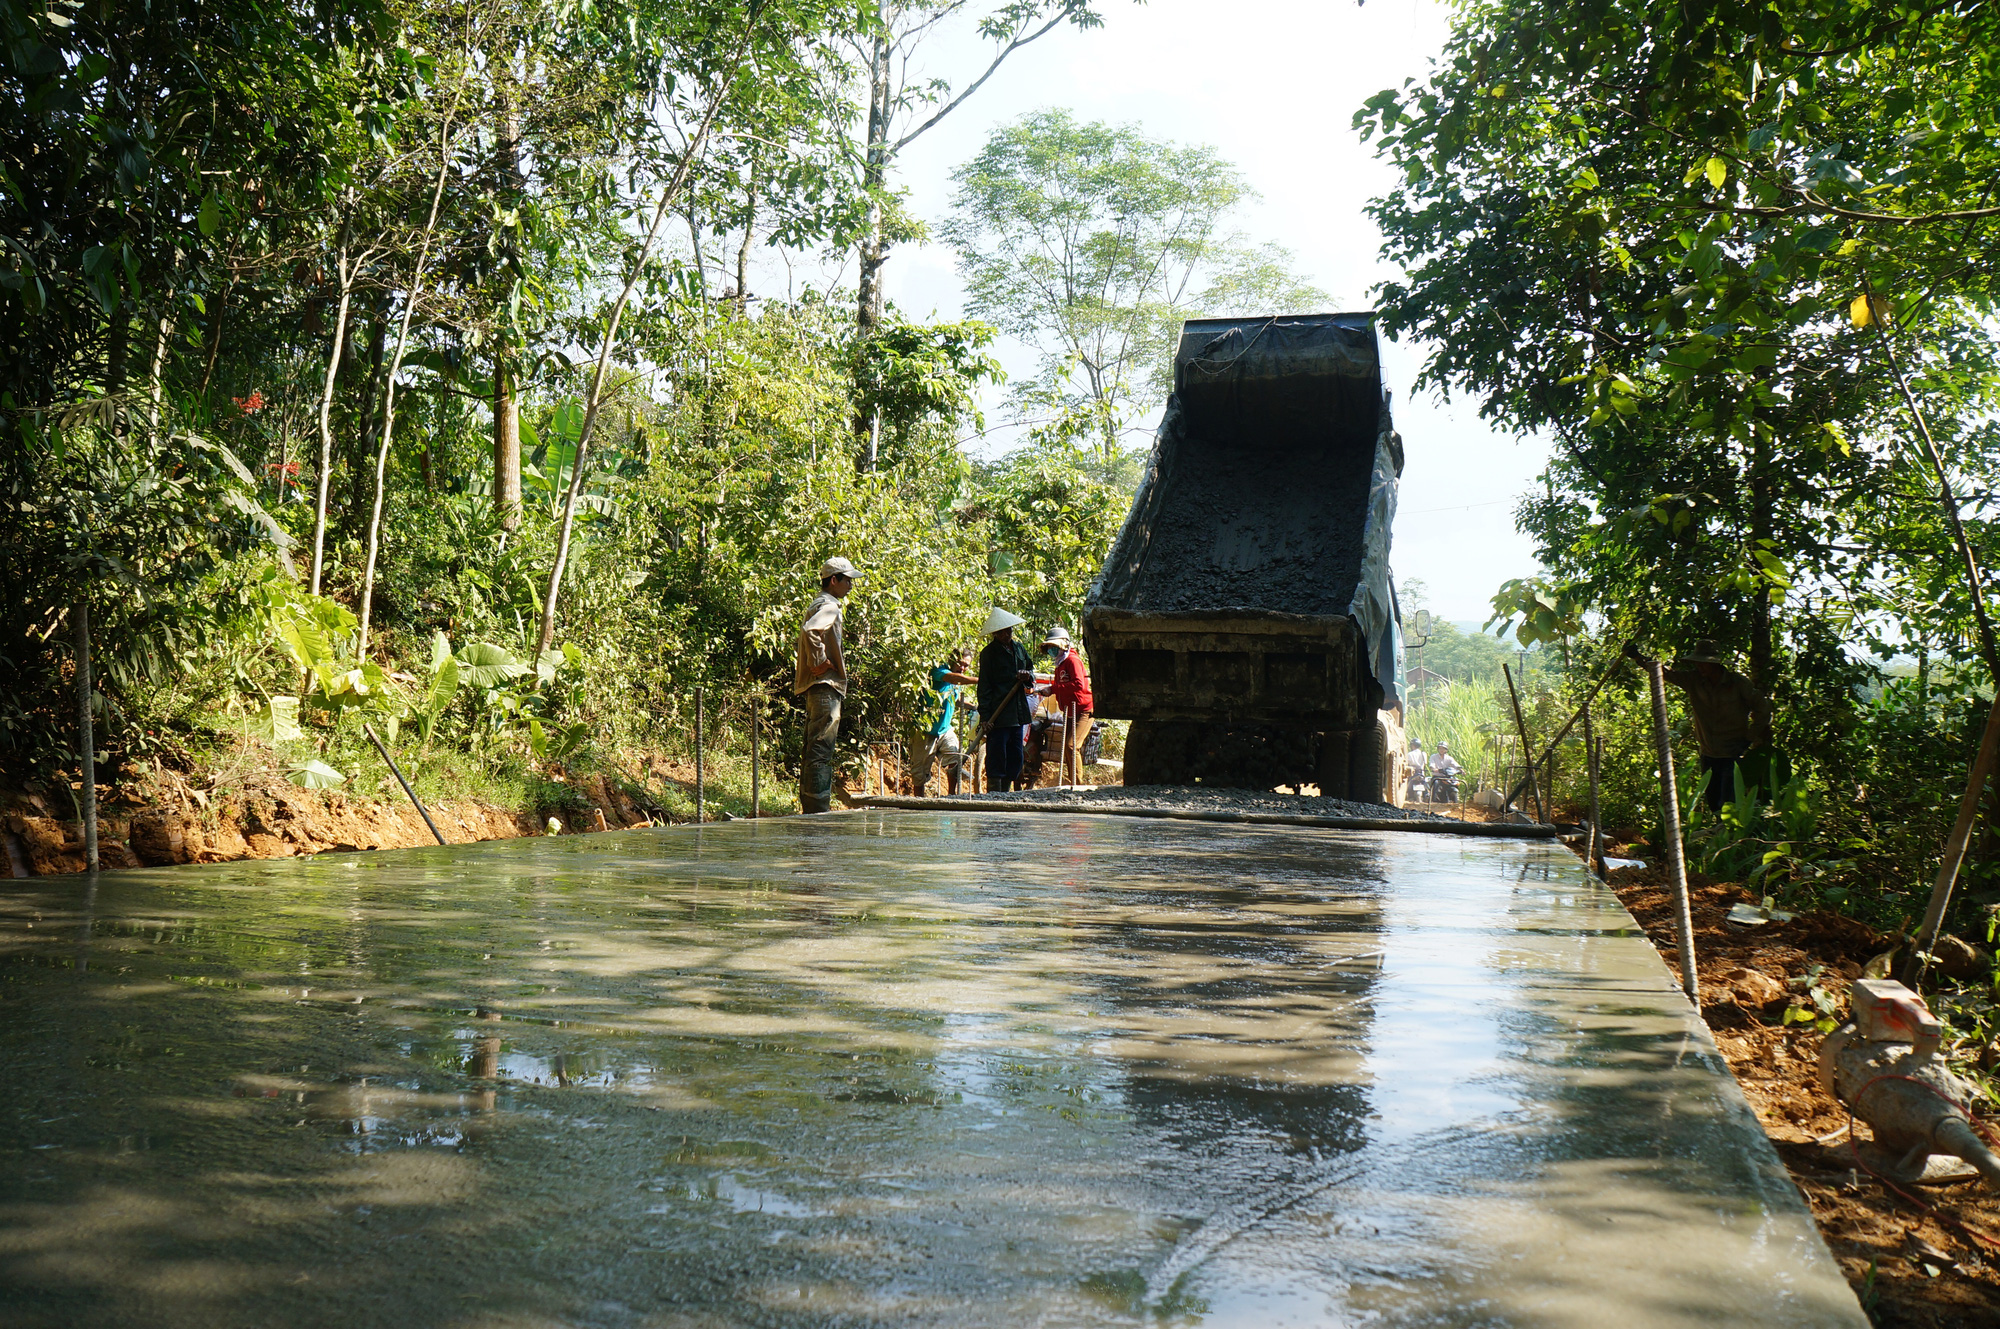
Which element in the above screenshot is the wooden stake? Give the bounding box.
[750,703,760,818]
[1504,663,1547,823]
[1498,641,1632,815]
[1901,695,2000,989]
[75,600,98,873]
[694,686,704,823]
[1646,660,1699,1007]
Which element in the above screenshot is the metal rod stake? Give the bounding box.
[364,723,447,845]
[1583,703,1602,876]
[1646,661,1699,1008]
[1503,663,1547,823]
[76,600,98,872]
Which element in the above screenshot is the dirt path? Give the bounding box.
[1600,858,2000,1326]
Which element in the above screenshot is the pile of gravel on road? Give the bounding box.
[949,784,1454,823]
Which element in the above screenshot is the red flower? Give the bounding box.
[232,390,266,414]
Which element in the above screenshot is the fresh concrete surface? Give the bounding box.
[0,812,1864,1327]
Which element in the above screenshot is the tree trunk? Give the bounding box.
[348,303,389,540]
[357,126,457,658]
[146,308,175,430]
[493,352,522,532]
[1749,422,1773,738]
[735,165,757,311]
[536,18,755,659]
[852,20,892,467]
[197,276,235,402]
[492,54,524,534]
[855,22,891,340]
[310,244,356,596]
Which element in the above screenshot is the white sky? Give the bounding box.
[791,0,1553,623]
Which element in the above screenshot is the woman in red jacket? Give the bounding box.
[1038,627,1093,787]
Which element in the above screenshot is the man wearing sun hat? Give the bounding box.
[1662,638,1769,813]
[794,557,860,813]
[976,607,1036,792]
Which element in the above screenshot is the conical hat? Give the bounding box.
[981,606,1025,635]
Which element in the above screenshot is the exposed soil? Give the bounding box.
[1,764,686,878]
[1597,854,2000,1326]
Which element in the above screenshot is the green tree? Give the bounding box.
[974,437,1129,636]
[1356,0,2000,693]
[945,109,1324,461]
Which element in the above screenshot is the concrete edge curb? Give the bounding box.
[853,795,1563,838]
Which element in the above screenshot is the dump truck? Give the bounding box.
[1081,312,1407,800]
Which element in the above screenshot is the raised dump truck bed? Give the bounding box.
[1083,313,1404,797]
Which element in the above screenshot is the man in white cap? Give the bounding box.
[976,607,1035,791]
[794,557,860,813]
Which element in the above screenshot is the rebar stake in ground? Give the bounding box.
[1645,660,1699,1008]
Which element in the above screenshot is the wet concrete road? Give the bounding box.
[0,812,1863,1328]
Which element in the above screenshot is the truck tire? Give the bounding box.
[1348,718,1391,805]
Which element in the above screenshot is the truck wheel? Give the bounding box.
[1348,719,1390,805]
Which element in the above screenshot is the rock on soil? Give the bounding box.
[954,784,1452,821]
[1599,858,2000,1326]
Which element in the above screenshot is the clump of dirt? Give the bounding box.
[1599,857,2000,1325]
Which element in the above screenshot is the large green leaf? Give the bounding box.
[288,759,346,789]
[256,695,303,744]
[457,642,529,689]
[427,656,461,716]
[272,611,333,676]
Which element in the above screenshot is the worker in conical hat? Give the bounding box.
[976,607,1035,791]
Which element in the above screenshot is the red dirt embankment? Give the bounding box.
[1,769,669,877]
[1603,860,2000,1326]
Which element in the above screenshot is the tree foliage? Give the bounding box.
[1359,0,2000,917]
[947,109,1324,458]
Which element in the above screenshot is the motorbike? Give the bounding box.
[1428,766,1461,804]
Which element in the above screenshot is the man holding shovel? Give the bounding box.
[794,557,860,813]
[976,608,1036,792]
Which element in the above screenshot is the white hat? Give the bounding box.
[819,556,861,580]
[981,606,1025,635]
[1041,626,1072,648]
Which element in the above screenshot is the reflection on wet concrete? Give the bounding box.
[0,813,1863,1327]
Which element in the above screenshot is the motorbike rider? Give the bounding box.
[1430,741,1463,802]
[1405,742,1430,802]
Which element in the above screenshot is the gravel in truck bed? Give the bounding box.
[946,784,1454,821]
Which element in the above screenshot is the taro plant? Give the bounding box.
[246,567,402,787]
